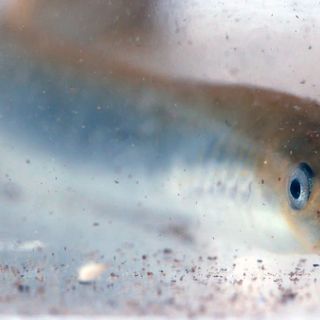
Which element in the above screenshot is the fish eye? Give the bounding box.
[288,163,314,210]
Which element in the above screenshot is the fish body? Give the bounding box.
[0,20,320,255]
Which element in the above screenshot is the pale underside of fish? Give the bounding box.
[0,20,320,259]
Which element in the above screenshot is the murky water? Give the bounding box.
[1,1,320,318]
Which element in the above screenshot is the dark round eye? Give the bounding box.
[288,163,314,210]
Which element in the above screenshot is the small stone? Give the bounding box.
[78,262,107,284]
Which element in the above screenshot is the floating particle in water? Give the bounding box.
[16,283,30,293]
[163,248,173,254]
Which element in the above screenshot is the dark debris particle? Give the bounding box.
[207,256,217,261]
[313,263,319,267]
[78,280,94,285]
[110,272,119,278]
[163,224,194,243]
[163,248,173,254]
[281,290,297,304]
[16,284,30,293]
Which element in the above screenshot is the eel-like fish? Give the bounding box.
[1,21,320,255]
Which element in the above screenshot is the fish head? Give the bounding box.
[249,96,320,252]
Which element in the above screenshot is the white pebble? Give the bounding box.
[78,262,107,283]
